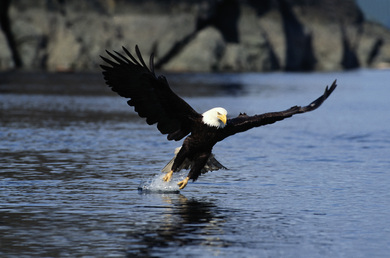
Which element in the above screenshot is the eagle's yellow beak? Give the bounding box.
[217,114,227,125]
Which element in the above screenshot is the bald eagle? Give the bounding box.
[100,46,337,190]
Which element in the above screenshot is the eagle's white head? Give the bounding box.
[202,107,227,128]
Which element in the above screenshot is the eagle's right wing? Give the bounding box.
[219,80,337,140]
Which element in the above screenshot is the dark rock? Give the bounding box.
[357,21,390,68]
[10,9,48,70]
[0,0,22,68]
[219,4,279,71]
[258,10,286,69]
[0,31,13,69]
[1,0,390,72]
[279,0,316,71]
[340,25,360,69]
[196,0,240,43]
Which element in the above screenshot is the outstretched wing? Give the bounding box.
[219,80,337,140]
[100,46,201,141]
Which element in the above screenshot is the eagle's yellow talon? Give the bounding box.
[163,170,173,182]
[177,177,189,190]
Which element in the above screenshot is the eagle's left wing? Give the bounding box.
[219,80,337,140]
[100,46,202,141]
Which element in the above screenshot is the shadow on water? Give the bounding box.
[126,194,227,257]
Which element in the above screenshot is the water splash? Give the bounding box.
[138,172,187,194]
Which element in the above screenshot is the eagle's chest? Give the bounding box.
[186,126,221,150]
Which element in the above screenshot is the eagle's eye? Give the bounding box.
[217,112,221,115]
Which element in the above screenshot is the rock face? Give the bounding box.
[164,27,225,72]
[1,0,390,72]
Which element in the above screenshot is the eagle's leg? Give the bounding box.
[177,177,189,190]
[163,170,173,182]
[177,153,208,190]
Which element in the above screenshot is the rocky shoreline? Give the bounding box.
[1,0,390,72]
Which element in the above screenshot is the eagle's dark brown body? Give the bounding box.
[174,124,221,181]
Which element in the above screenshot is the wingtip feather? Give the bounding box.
[135,45,149,70]
[122,46,142,66]
[149,52,155,75]
[100,55,117,67]
[327,79,337,96]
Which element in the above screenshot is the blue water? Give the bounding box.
[1,70,389,257]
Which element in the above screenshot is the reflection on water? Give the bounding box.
[126,194,226,257]
[1,70,390,257]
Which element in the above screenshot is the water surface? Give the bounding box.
[1,70,390,257]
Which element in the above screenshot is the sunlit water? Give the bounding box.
[1,70,390,257]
